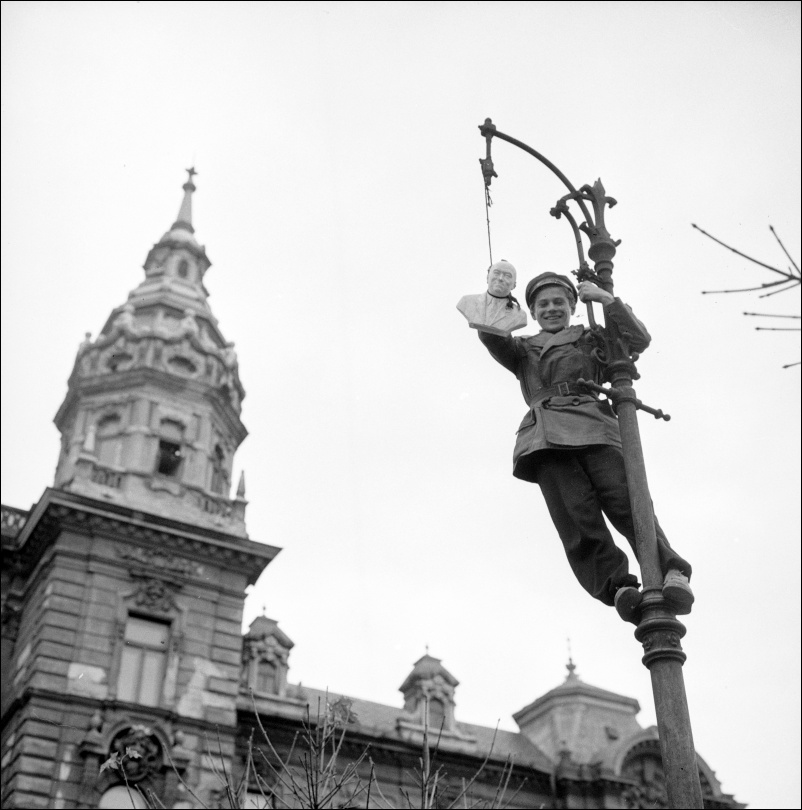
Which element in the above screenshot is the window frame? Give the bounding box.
[116,613,171,707]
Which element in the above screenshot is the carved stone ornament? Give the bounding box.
[117,545,203,578]
[250,635,289,666]
[132,578,179,614]
[109,725,164,783]
[621,765,669,810]
[621,743,670,810]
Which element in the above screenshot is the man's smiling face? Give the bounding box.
[533,285,575,333]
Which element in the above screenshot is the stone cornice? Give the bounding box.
[9,488,279,585]
[2,687,238,738]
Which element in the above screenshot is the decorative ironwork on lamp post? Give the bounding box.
[479,118,703,809]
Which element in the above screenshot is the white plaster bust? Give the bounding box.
[456,260,527,336]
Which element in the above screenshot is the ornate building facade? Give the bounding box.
[1,176,743,810]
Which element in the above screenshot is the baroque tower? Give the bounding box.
[53,169,248,535]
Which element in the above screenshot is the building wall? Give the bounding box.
[0,497,272,810]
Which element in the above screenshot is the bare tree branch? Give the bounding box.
[693,223,792,278]
[770,225,801,276]
[743,312,800,319]
[695,222,799,368]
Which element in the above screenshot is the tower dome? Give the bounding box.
[53,171,249,536]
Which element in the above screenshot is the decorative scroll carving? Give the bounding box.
[1,505,28,538]
[72,325,245,414]
[621,751,668,809]
[131,578,179,614]
[117,546,203,577]
[108,725,164,783]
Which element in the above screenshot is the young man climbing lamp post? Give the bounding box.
[475,271,693,624]
[464,118,706,809]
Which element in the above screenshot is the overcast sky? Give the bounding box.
[2,2,800,807]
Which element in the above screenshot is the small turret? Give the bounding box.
[399,653,459,731]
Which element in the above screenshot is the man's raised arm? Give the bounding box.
[476,328,521,375]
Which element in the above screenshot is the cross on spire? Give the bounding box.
[173,167,197,232]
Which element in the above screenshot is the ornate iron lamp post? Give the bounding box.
[479,118,703,809]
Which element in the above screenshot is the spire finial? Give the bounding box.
[566,638,578,680]
[171,167,197,233]
[236,470,246,499]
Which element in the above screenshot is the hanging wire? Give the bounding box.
[484,185,494,266]
[479,134,498,268]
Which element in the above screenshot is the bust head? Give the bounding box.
[486,260,517,297]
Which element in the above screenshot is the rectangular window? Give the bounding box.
[117,616,169,706]
[156,440,183,477]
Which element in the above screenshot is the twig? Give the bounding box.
[250,692,306,800]
[367,757,397,810]
[743,312,800,318]
[445,724,501,809]
[760,282,800,298]
[696,222,800,367]
[692,223,791,278]
[214,729,238,810]
[702,278,793,294]
[162,746,210,809]
[770,225,800,276]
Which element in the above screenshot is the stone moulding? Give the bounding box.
[9,489,279,586]
[70,317,245,416]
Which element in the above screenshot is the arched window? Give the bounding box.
[256,660,278,694]
[427,698,446,731]
[97,414,122,467]
[177,258,190,279]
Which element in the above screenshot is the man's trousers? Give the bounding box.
[534,445,692,606]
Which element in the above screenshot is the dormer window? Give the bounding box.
[399,654,459,733]
[156,419,184,478]
[428,697,446,731]
[242,617,294,698]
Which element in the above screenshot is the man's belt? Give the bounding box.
[530,382,596,405]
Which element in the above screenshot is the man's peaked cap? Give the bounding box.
[525,272,578,308]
